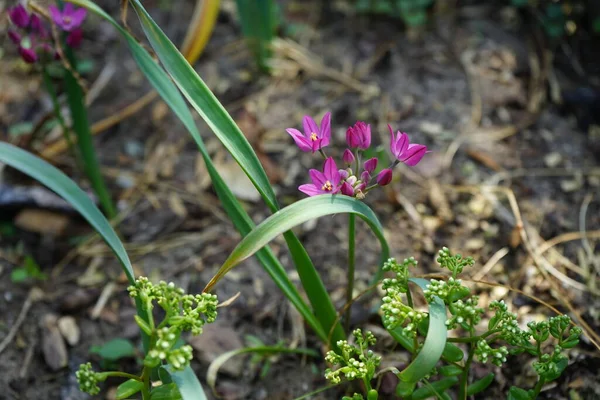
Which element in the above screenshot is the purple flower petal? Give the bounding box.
[323,158,339,184]
[309,169,327,187]
[376,169,393,186]
[298,184,322,197]
[302,115,319,138]
[70,8,87,27]
[286,128,312,152]
[360,170,370,184]
[8,30,21,45]
[19,46,37,63]
[401,144,427,166]
[342,149,355,165]
[9,5,29,28]
[48,5,63,26]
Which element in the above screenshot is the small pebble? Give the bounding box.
[544,152,562,167]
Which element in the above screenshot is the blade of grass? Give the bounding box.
[129,0,346,345]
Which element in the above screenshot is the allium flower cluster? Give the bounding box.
[324,329,381,385]
[286,114,427,198]
[7,3,86,64]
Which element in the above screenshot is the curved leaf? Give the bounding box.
[467,373,495,396]
[0,142,134,283]
[395,278,447,383]
[169,367,207,400]
[204,195,390,292]
[412,377,458,400]
[116,379,143,400]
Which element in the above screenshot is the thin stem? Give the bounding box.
[447,330,498,343]
[344,213,356,333]
[41,68,80,166]
[458,337,476,399]
[319,149,328,159]
[405,289,418,357]
[140,366,151,400]
[100,371,143,381]
[531,377,546,398]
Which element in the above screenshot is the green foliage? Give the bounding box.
[10,256,46,283]
[331,247,581,399]
[90,338,136,362]
[354,0,434,27]
[325,329,381,388]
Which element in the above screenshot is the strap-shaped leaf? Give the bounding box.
[0,142,134,283]
[168,367,207,400]
[395,278,447,383]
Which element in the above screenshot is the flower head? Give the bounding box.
[299,157,341,196]
[388,125,427,166]
[346,121,371,150]
[286,112,331,152]
[8,5,30,28]
[49,3,87,32]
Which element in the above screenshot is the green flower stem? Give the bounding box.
[531,377,546,398]
[41,68,80,166]
[447,330,498,343]
[344,213,356,333]
[141,366,151,399]
[458,343,476,400]
[319,149,328,159]
[405,288,419,357]
[98,371,142,381]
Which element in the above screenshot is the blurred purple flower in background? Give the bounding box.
[49,3,87,31]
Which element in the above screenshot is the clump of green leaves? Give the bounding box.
[10,255,46,283]
[324,329,381,400]
[76,277,218,398]
[329,247,581,400]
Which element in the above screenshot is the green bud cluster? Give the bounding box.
[475,340,509,366]
[436,247,474,278]
[324,329,381,385]
[382,257,417,293]
[75,362,102,395]
[144,326,193,371]
[446,296,484,330]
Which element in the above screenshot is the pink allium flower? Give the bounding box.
[66,28,83,47]
[376,169,393,186]
[346,121,371,150]
[388,125,427,166]
[286,112,331,153]
[8,5,30,28]
[364,157,378,173]
[298,157,341,196]
[49,3,87,32]
[342,149,355,165]
[360,170,370,185]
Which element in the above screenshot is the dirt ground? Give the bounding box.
[1,1,599,399]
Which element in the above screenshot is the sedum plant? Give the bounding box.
[324,248,582,399]
[76,278,218,398]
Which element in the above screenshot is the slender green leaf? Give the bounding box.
[235,0,276,72]
[130,0,278,211]
[395,278,447,383]
[205,195,389,291]
[467,373,494,396]
[508,386,531,400]
[439,365,463,377]
[128,0,347,346]
[0,143,134,283]
[116,379,143,399]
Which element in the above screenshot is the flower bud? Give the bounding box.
[338,169,349,180]
[376,168,393,186]
[346,175,357,186]
[342,149,355,165]
[346,121,371,150]
[9,5,30,28]
[341,181,354,196]
[364,157,378,173]
[360,170,371,184]
[8,30,21,45]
